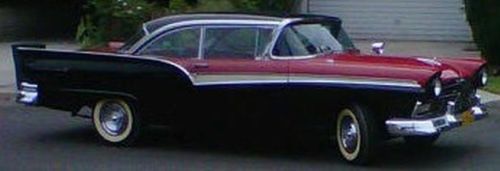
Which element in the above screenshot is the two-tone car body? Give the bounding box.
[13,13,488,164]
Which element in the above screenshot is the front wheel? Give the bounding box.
[335,104,380,165]
[93,99,142,146]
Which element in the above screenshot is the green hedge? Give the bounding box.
[464,0,500,67]
[76,0,297,47]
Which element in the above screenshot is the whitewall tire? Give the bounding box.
[335,104,380,164]
[93,99,141,145]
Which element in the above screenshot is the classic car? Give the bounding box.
[12,13,488,164]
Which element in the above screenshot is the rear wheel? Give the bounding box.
[335,104,380,165]
[93,99,142,146]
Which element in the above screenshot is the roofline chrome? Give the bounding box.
[128,19,281,54]
[17,47,194,84]
[142,23,150,35]
[135,25,276,58]
[130,17,345,61]
[265,18,343,60]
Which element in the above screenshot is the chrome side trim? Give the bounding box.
[17,47,195,84]
[195,80,288,86]
[21,82,38,89]
[289,75,421,88]
[192,73,421,89]
[192,74,287,86]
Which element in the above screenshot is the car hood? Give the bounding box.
[292,53,486,87]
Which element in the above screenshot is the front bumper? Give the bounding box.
[385,97,487,136]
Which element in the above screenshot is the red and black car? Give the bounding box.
[12,13,488,164]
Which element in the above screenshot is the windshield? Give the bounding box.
[273,22,357,57]
[118,29,146,53]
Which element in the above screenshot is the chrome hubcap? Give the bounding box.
[340,116,358,153]
[99,102,129,136]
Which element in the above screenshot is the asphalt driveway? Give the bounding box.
[0,96,499,170]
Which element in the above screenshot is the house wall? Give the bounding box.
[302,0,472,42]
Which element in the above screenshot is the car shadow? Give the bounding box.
[38,124,476,169]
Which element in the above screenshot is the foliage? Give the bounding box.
[483,76,500,94]
[76,0,299,47]
[76,0,154,47]
[464,0,500,69]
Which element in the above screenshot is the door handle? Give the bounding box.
[194,63,209,68]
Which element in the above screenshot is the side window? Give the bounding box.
[203,27,273,59]
[141,28,200,58]
[273,23,343,57]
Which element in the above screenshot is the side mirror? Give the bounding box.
[371,42,385,55]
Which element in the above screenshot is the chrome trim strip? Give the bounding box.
[135,25,277,57]
[198,27,206,59]
[21,82,38,89]
[17,47,195,84]
[192,73,421,89]
[142,23,150,35]
[195,80,287,86]
[289,75,421,88]
[263,18,334,60]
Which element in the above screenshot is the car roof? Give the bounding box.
[144,13,285,33]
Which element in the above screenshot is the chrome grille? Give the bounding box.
[440,79,476,114]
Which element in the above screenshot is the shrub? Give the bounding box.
[76,0,154,47]
[464,0,500,69]
[76,0,299,47]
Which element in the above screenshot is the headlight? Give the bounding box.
[433,79,442,96]
[480,68,488,86]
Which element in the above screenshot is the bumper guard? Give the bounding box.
[385,96,487,136]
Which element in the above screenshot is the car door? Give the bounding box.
[190,26,289,128]
[191,26,287,86]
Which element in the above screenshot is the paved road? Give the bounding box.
[0,96,499,170]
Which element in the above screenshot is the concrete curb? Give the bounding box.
[0,92,15,106]
[478,90,500,104]
[0,84,14,94]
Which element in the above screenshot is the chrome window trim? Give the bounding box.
[202,25,276,60]
[265,18,342,60]
[137,24,277,59]
[128,17,347,61]
[128,19,281,54]
[198,27,206,59]
[138,26,203,58]
[254,29,260,57]
[142,23,150,35]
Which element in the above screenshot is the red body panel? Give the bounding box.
[88,49,485,88]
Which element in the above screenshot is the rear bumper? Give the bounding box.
[17,82,39,105]
[385,98,487,136]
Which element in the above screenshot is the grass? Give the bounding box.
[483,76,500,94]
